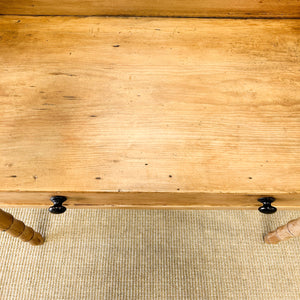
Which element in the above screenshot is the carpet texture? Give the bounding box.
[0,209,300,300]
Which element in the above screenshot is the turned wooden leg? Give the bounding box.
[264,217,300,244]
[0,209,44,246]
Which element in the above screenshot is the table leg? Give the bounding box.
[0,209,44,246]
[264,217,300,244]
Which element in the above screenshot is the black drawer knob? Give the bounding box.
[258,197,277,214]
[49,196,67,214]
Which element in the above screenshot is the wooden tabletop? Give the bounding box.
[0,16,299,208]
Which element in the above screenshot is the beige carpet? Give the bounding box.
[0,209,300,300]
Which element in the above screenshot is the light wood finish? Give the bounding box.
[264,217,300,244]
[0,0,299,18]
[0,16,299,208]
[0,192,299,209]
[0,209,44,245]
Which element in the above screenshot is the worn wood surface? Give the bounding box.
[0,0,300,18]
[0,16,299,207]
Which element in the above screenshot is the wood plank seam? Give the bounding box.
[1,0,299,18]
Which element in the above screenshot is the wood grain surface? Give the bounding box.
[0,16,299,206]
[0,192,299,209]
[0,0,300,18]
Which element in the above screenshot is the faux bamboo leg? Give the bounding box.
[264,217,300,244]
[0,209,44,246]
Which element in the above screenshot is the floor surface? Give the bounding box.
[0,209,300,300]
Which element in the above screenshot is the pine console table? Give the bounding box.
[0,1,299,245]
